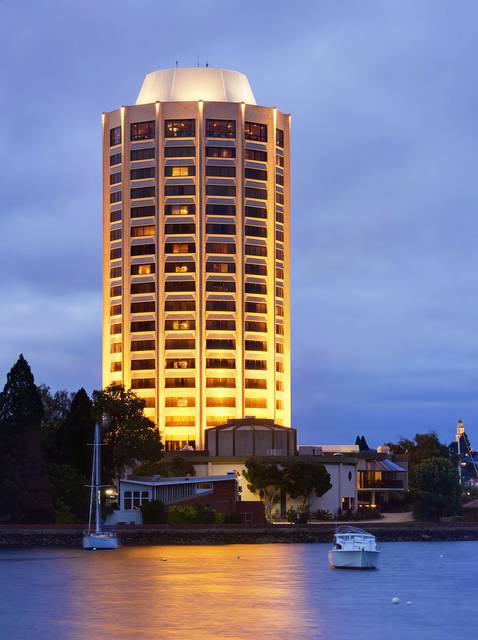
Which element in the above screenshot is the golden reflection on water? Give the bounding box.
[66,545,317,639]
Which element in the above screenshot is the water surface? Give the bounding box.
[0,542,475,639]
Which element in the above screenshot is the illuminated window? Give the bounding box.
[130,121,155,141]
[131,378,155,389]
[131,359,155,370]
[110,343,122,354]
[165,397,195,407]
[276,154,284,168]
[206,262,236,274]
[245,397,267,409]
[206,119,236,138]
[245,122,267,142]
[165,416,195,426]
[131,225,155,238]
[245,379,267,389]
[131,263,155,276]
[165,358,195,369]
[131,340,155,351]
[276,380,284,391]
[165,204,195,216]
[164,119,195,138]
[165,378,195,388]
[165,262,195,273]
[165,319,195,330]
[206,397,235,407]
[165,242,195,254]
[111,362,122,372]
[276,399,284,410]
[165,166,195,177]
[206,378,235,388]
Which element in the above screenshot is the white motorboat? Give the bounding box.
[83,422,119,550]
[328,526,379,569]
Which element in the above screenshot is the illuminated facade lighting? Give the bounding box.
[102,67,291,451]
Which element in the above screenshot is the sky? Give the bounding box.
[1,0,477,447]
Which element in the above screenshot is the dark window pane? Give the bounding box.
[131,147,155,161]
[206,185,236,196]
[206,204,235,216]
[206,146,236,158]
[245,122,267,142]
[110,126,121,146]
[164,146,196,157]
[245,148,267,161]
[110,152,122,166]
[131,244,155,256]
[165,185,195,196]
[206,165,236,177]
[206,223,236,235]
[131,205,155,218]
[131,186,155,199]
[245,168,267,181]
[245,187,267,200]
[206,119,236,138]
[131,121,155,141]
[131,167,155,180]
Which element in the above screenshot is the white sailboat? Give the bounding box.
[82,422,119,550]
[328,526,379,569]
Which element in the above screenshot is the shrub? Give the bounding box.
[310,509,334,521]
[167,504,219,524]
[140,500,167,524]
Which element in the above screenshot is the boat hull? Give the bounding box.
[328,549,379,569]
[82,533,119,550]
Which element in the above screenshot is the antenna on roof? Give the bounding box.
[175,60,178,68]
[206,61,209,67]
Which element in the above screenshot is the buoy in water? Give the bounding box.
[406,601,412,606]
[392,597,400,605]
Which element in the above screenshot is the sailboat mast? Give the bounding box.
[95,422,101,534]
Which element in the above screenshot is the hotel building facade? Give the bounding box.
[102,67,291,451]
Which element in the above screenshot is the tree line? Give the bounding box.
[0,355,162,523]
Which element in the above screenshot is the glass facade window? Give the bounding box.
[164,146,196,157]
[165,119,195,138]
[276,128,284,147]
[245,187,267,200]
[206,242,236,254]
[165,281,195,292]
[276,361,284,373]
[110,248,122,260]
[206,397,235,407]
[110,229,122,241]
[245,320,267,332]
[276,173,284,186]
[110,210,122,222]
[131,301,155,313]
[110,343,122,354]
[206,378,235,388]
[206,146,236,158]
[165,339,195,350]
[245,378,267,389]
[131,186,155,199]
[206,204,235,216]
[276,193,284,205]
[111,362,122,372]
[206,281,236,293]
[206,185,236,197]
[276,211,284,223]
[245,122,267,142]
[131,205,155,218]
[165,319,196,330]
[165,242,195,254]
[165,397,196,408]
[110,152,122,166]
[206,223,236,235]
[131,282,155,294]
[245,340,267,351]
[110,323,122,335]
[165,223,196,234]
[131,263,155,275]
[165,262,196,273]
[165,185,195,196]
[131,378,155,389]
[165,378,195,388]
[110,191,122,203]
[245,244,267,257]
[165,358,195,369]
[131,340,155,351]
[131,244,155,256]
[110,266,122,278]
[131,225,155,237]
[206,300,236,312]
[276,247,284,260]
[165,204,196,216]
[110,126,121,146]
[110,304,122,316]
[110,285,121,297]
[206,262,236,273]
[206,339,236,350]
[276,343,284,354]
[165,300,195,311]
[131,147,155,161]
[245,206,267,219]
[276,323,284,335]
[245,359,267,370]
[276,154,284,167]
[131,167,155,180]
[245,225,267,238]
[206,119,236,138]
[245,148,267,162]
[245,168,267,181]
[131,359,155,370]
[245,397,267,408]
[245,302,267,314]
[245,263,267,276]
[206,358,235,369]
[131,121,155,141]
[131,320,155,332]
[206,319,236,331]
[206,165,236,177]
[165,165,196,177]
[276,380,284,391]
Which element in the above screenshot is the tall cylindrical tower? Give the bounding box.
[102,67,291,451]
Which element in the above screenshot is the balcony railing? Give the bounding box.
[359,479,404,489]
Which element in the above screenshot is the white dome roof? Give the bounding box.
[136,67,256,105]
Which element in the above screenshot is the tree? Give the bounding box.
[410,457,461,520]
[243,458,285,521]
[134,455,195,478]
[0,355,55,523]
[93,384,163,480]
[53,388,94,476]
[282,460,332,513]
[355,435,370,451]
[386,432,449,470]
[38,385,73,459]
[47,463,89,523]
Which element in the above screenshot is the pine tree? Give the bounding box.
[54,388,94,476]
[0,355,55,523]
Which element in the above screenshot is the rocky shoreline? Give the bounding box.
[0,522,477,548]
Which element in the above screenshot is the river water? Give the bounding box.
[0,541,475,639]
